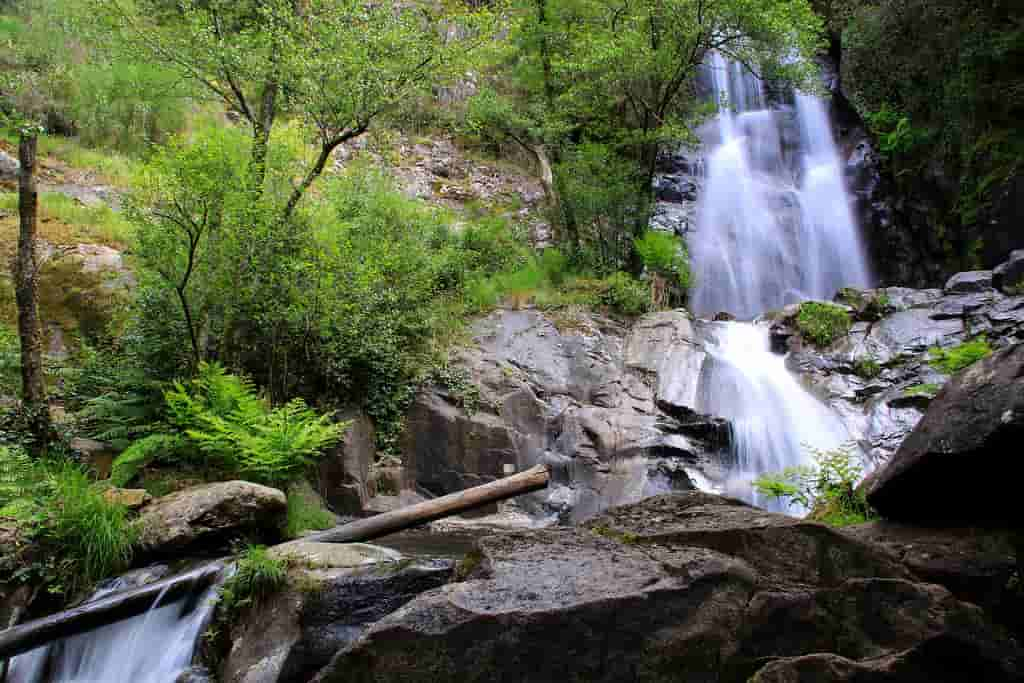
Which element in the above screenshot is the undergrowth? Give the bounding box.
[928,338,993,375]
[796,302,852,347]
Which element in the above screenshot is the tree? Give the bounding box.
[12,123,51,451]
[470,0,825,266]
[104,0,491,219]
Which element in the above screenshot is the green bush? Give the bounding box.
[753,444,875,527]
[634,231,692,289]
[852,356,882,380]
[928,338,993,375]
[796,302,852,347]
[600,272,651,316]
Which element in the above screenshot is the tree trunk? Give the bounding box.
[14,133,50,452]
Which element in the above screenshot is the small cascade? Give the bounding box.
[690,53,870,320]
[686,53,868,510]
[8,565,225,683]
[697,322,850,511]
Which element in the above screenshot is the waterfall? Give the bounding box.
[690,53,870,320]
[7,566,224,683]
[697,322,849,512]
[688,53,869,510]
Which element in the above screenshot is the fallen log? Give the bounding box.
[0,464,550,661]
[294,463,551,545]
[0,563,224,662]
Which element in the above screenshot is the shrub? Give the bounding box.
[796,302,852,347]
[753,444,875,527]
[634,231,692,290]
[928,338,993,375]
[601,272,651,316]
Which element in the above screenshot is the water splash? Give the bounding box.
[8,565,224,683]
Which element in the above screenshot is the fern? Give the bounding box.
[110,433,184,487]
[0,445,40,509]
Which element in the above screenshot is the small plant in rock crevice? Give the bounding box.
[852,356,882,380]
[796,302,852,347]
[753,444,876,528]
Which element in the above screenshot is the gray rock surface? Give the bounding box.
[221,544,453,683]
[137,481,287,555]
[311,492,1021,683]
[994,249,1024,294]
[317,411,375,515]
[944,270,994,294]
[0,149,20,179]
[866,342,1024,523]
[401,309,730,522]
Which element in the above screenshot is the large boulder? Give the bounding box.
[994,250,1024,295]
[220,543,453,683]
[944,270,994,294]
[866,343,1024,523]
[843,521,1022,634]
[310,493,1021,683]
[316,411,375,515]
[137,481,287,556]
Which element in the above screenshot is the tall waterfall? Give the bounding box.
[689,53,869,510]
[690,53,871,320]
[8,566,223,683]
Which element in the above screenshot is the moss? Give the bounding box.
[589,525,640,545]
[928,338,993,375]
[453,549,484,582]
[796,302,852,347]
[852,357,882,380]
[903,383,941,398]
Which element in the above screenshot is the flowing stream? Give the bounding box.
[7,566,224,683]
[689,53,871,508]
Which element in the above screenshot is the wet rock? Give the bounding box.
[312,493,1020,683]
[221,544,453,683]
[944,270,993,294]
[993,249,1024,294]
[866,343,1024,523]
[137,481,287,556]
[317,411,375,515]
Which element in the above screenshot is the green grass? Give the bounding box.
[1,129,140,188]
[220,545,289,613]
[903,383,941,398]
[0,191,134,247]
[284,487,336,539]
[797,302,852,347]
[928,338,993,375]
[45,460,138,590]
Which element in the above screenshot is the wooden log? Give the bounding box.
[0,464,550,660]
[292,463,551,545]
[0,563,223,662]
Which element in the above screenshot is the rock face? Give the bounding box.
[994,250,1024,294]
[221,544,453,683]
[0,149,19,180]
[311,493,1022,683]
[865,343,1024,523]
[842,522,1022,635]
[316,411,375,515]
[137,481,287,555]
[784,280,1024,465]
[401,309,729,522]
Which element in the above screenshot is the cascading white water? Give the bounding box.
[8,567,223,683]
[689,53,869,510]
[698,322,850,512]
[690,53,870,320]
